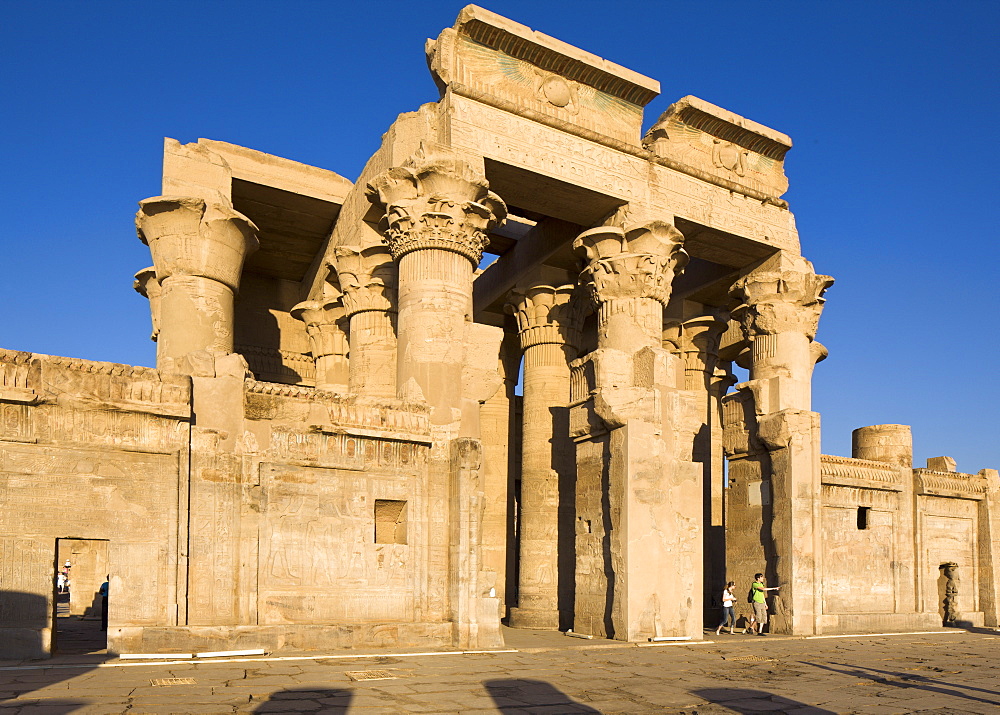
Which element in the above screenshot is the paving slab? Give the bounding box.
[3,630,1000,713]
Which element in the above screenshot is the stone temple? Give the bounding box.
[2,6,998,659]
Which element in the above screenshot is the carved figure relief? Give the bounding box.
[941,562,960,625]
[712,139,747,176]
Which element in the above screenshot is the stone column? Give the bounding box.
[135,197,258,371]
[332,245,396,400]
[730,254,833,413]
[507,284,583,630]
[366,146,507,649]
[573,220,698,641]
[478,320,521,616]
[728,252,833,634]
[366,146,506,420]
[978,469,1000,627]
[852,424,918,617]
[290,298,349,393]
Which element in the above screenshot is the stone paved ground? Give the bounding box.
[2,628,999,714]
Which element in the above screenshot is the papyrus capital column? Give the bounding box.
[290,298,349,393]
[332,245,397,400]
[678,316,728,391]
[730,254,833,411]
[366,145,506,420]
[506,283,584,630]
[575,221,688,352]
[135,196,258,371]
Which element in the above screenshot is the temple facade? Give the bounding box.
[2,6,998,659]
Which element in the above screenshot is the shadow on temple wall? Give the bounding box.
[600,437,615,638]
[252,688,353,713]
[807,662,1000,708]
[554,403,576,632]
[692,687,836,714]
[695,422,726,629]
[1,590,107,711]
[485,679,600,713]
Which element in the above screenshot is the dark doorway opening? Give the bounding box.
[54,538,109,656]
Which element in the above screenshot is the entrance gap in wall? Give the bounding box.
[54,538,109,655]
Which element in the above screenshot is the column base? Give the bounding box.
[508,606,561,630]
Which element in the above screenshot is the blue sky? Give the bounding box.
[2,1,997,471]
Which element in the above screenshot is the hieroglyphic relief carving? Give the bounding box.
[0,537,52,628]
[1,403,34,443]
[258,462,414,624]
[268,427,427,472]
[33,405,187,453]
[0,443,179,533]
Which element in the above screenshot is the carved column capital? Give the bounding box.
[135,196,259,292]
[574,221,688,307]
[135,196,258,368]
[730,257,834,340]
[133,267,161,343]
[332,245,397,317]
[506,284,586,351]
[365,145,507,265]
[290,298,349,359]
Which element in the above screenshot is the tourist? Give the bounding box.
[749,573,780,636]
[56,572,67,594]
[715,581,737,635]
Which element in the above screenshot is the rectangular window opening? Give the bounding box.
[374,499,408,545]
[857,506,870,530]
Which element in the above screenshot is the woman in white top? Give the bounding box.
[716,581,737,635]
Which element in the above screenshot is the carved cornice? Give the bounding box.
[820,454,903,492]
[506,284,586,351]
[730,257,834,340]
[331,245,396,316]
[365,145,507,265]
[135,196,259,292]
[0,350,38,405]
[574,221,688,307]
[915,468,989,500]
[244,379,431,438]
[1,353,191,417]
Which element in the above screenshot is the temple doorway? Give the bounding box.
[54,538,109,655]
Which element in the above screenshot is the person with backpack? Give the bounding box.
[747,573,780,636]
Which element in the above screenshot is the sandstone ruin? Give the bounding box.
[2,6,998,659]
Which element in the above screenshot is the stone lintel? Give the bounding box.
[429,6,659,146]
[644,95,793,201]
[197,138,353,205]
[446,5,659,105]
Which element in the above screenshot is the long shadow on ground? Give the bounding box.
[253,687,353,713]
[692,687,836,714]
[808,661,1000,708]
[485,678,600,713]
[1,589,108,714]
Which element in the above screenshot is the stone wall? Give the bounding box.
[0,350,191,658]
